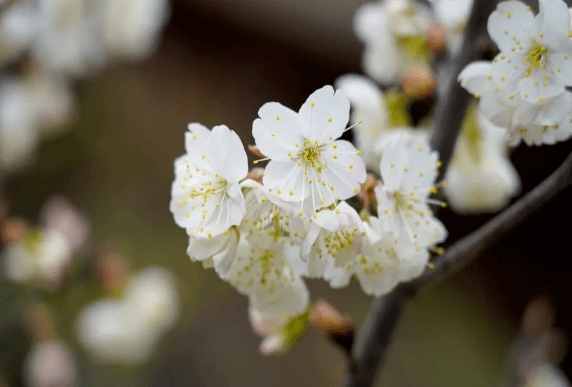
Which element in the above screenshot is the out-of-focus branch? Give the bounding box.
[429,0,499,173]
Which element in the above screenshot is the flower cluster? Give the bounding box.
[459,0,572,146]
[170,85,448,352]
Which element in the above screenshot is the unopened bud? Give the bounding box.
[1,218,29,245]
[311,299,354,353]
[425,22,447,54]
[358,174,381,210]
[96,249,130,295]
[246,168,265,183]
[402,66,436,98]
[248,145,265,158]
[522,295,556,338]
[25,303,55,342]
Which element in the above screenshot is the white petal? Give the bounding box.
[298,85,350,143]
[458,61,493,95]
[488,1,536,52]
[253,102,302,161]
[207,125,248,183]
[537,0,570,43]
[263,160,307,201]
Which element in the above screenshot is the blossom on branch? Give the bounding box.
[459,61,572,146]
[300,201,364,278]
[487,0,572,102]
[170,123,248,239]
[375,132,447,272]
[324,217,402,296]
[253,85,366,217]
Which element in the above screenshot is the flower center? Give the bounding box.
[324,227,360,259]
[186,175,227,203]
[525,45,547,77]
[393,191,425,217]
[300,139,322,171]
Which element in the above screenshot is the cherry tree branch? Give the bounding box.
[429,0,499,172]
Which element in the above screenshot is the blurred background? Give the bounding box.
[2,0,572,386]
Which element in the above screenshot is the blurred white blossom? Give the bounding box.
[101,0,170,60]
[23,340,79,387]
[525,363,571,387]
[354,0,432,84]
[77,266,179,364]
[0,78,38,171]
[40,196,90,253]
[2,228,72,289]
[430,0,473,53]
[445,107,521,214]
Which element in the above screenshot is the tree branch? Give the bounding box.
[429,0,499,172]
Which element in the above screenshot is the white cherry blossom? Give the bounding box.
[487,0,572,102]
[458,60,520,128]
[299,201,364,278]
[459,61,572,145]
[253,85,366,216]
[249,304,310,356]
[324,217,401,296]
[240,180,307,250]
[186,227,239,277]
[375,132,447,256]
[170,123,248,238]
[510,91,572,146]
[226,241,308,318]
